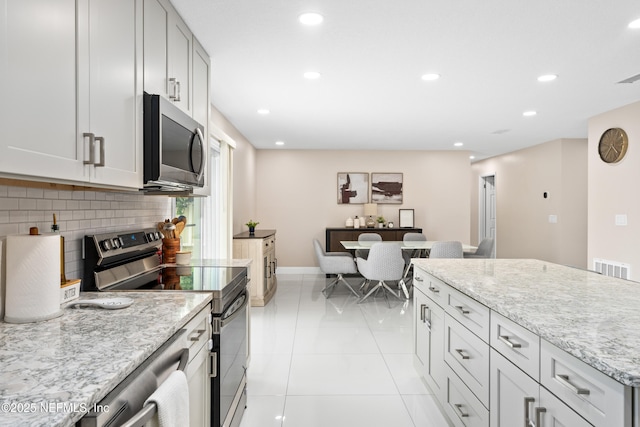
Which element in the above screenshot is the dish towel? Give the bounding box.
[144,370,190,427]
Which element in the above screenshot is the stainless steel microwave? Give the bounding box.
[143,92,205,193]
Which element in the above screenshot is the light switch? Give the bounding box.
[615,214,628,226]
[548,215,558,224]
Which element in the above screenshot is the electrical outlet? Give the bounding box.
[615,214,628,226]
[548,215,558,224]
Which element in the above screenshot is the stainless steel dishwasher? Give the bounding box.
[77,329,188,427]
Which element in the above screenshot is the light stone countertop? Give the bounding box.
[0,291,212,427]
[412,258,640,387]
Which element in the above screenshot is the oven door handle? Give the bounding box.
[220,292,248,329]
[119,348,189,427]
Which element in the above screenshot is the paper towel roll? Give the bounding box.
[4,233,63,323]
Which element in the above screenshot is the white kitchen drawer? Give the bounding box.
[184,304,211,359]
[490,311,540,380]
[540,339,631,427]
[445,314,490,408]
[538,386,592,427]
[445,286,490,343]
[444,364,489,427]
[414,269,449,307]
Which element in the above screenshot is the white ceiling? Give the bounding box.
[171,0,640,160]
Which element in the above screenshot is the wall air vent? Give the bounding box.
[593,258,630,280]
[617,73,640,84]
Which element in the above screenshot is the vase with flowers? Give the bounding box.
[246,220,259,235]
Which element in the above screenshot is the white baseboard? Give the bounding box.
[276,266,321,275]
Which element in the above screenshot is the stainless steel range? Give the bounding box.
[83,228,248,427]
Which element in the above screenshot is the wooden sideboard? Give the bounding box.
[325,227,423,253]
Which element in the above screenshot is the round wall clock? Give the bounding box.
[598,128,628,164]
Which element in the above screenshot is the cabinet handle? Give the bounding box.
[169,77,181,102]
[414,276,424,282]
[454,305,470,315]
[94,136,105,167]
[428,286,440,293]
[524,397,534,427]
[554,374,590,395]
[454,348,470,360]
[532,407,546,427]
[453,403,469,418]
[420,304,427,321]
[83,132,95,165]
[498,334,522,349]
[189,328,206,341]
[209,351,217,377]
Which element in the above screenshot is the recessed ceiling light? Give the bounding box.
[629,18,640,29]
[469,155,476,160]
[537,74,557,82]
[275,141,285,146]
[523,111,537,117]
[257,109,270,115]
[299,12,323,26]
[421,73,440,81]
[454,142,464,147]
[303,71,321,80]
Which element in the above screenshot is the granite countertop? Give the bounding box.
[0,291,212,427]
[412,258,640,387]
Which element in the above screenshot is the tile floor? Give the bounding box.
[238,273,450,427]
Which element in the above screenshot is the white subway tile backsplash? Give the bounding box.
[0,185,172,280]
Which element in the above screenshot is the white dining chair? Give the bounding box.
[429,241,463,258]
[355,232,382,260]
[356,242,408,306]
[463,238,495,258]
[313,239,360,297]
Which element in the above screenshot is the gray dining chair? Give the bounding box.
[464,238,495,258]
[429,241,464,259]
[313,239,360,297]
[354,232,382,260]
[356,242,408,306]
[401,232,427,283]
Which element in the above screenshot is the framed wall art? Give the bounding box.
[371,173,403,204]
[337,172,369,204]
[399,209,414,228]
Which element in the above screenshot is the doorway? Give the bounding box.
[479,175,496,258]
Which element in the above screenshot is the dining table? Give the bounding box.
[340,240,477,254]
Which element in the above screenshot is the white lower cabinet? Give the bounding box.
[412,266,633,427]
[184,304,211,427]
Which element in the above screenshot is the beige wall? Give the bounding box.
[471,138,587,267]
[252,150,471,267]
[210,106,257,236]
[588,101,640,278]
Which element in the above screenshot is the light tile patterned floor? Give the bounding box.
[239,274,450,427]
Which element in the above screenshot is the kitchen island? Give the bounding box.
[412,258,640,427]
[0,291,211,427]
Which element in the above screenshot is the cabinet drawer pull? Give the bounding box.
[498,334,522,349]
[414,276,423,282]
[555,374,590,395]
[94,136,105,167]
[189,328,206,341]
[524,397,534,427]
[428,286,440,293]
[83,132,95,165]
[453,403,469,418]
[454,348,470,360]
[531,407,546,427]
[454,305,470,315]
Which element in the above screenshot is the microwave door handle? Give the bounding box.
[195,127,206,182]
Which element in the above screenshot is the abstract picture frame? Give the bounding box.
[371,173,403,204]
[337,172,369,204]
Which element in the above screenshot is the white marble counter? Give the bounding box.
[412,258,640,387]
[0,291,211,427]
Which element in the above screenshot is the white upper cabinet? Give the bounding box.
[0,0,143,189]
[144,0,192,115]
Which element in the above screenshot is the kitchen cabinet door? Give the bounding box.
[0,0,86,182]
[143,0,192,115]
[78,0,143,189]
[0,0,142,189]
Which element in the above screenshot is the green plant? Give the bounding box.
[376,216,385,223]
[245,220,259,228]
